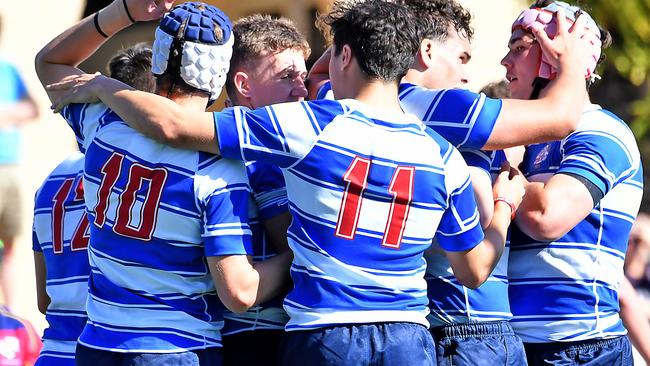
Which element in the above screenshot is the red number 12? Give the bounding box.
[52,177,89,254]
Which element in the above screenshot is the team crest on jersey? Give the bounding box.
[533,144,551,169]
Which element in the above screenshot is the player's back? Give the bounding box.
[60,102,252,352]
[32,152,86,364]
[278,100,481,330]
[215,99,483,330]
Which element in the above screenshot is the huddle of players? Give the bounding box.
[31,0,641,365]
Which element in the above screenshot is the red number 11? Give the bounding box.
[335,157,414,249]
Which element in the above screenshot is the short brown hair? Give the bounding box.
[107,43,155,93]
[225,14,311,99]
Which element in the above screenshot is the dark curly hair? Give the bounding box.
[398,0,473,43]
[319,0,420,83]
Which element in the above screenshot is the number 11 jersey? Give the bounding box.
[214,99,484,331]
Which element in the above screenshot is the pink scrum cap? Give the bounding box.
[511,1,602,82]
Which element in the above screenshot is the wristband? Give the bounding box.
[93,12,109,38]
[494,197,516,220]
[123,0,136,23]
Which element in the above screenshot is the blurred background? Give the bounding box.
[0,0,648,360]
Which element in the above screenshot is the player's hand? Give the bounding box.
[492,162,526,213]
[122,0,175,22]
[46,73,103,113]
[534,9,594,74]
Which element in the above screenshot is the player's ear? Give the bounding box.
[340,44,353,71]
[233,71,251,99]
[419,39,436,68]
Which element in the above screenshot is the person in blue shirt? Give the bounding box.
[0,14,38,311]
[220,14,309,366]
[503,1,643,365]
[35,2,291,365]
[32,44,155,366]
[43,1,527,364]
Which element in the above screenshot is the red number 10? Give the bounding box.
[335,157,415,249]
[94,152,167,240]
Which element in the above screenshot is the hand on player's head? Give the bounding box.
[123,0,175,22]
[493,162,526,212]
[513,2,603,81]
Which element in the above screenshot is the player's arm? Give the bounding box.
[35,0,172,102]
[515,174,595,241]
[306,47,331,100]
[471,167,494,228]
[207,252,292,313]
[483,12,591,150]
[33,251,50,315]
[461,150,496,228]
[0,68,38,128]
[446,163,524,288]
[515,119,633,240]
[52,75,220,154]
[619,276,650,364]
[263,212,291,253]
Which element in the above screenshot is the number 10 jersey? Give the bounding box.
[60,103,253,352]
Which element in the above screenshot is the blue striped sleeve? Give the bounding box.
[435,149,484,251]
[247,161,288,220]
[214,100,343,168]
[32,229,42,252]
[399,84,502,149]
[460,149,494,173]
[60,103,88,147]
[316,81,334,100]
[201,185,253,256]
[558,131,634,196]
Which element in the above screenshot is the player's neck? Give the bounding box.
[170,94,210,110]
[402,68,424,87]
[353,81,403,114]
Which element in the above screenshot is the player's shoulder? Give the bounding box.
[578,105,632,133]
[52,152,85,174]
[571,104,638,151]
[39,152,84,186]
[399,82,481,101]
[196,153,248,181]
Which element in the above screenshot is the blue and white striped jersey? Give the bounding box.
[508,105,643,343]
[60,102,253,352]
[317,82,509,326]
[214,98,484,330]
[316,82,503,150]
[425,149,512,326]
[222,161,290,335]
[33,152,88,365]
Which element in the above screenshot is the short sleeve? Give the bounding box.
[246,161,288,220]
[60,103,113,152]
[214,100,344,168]
[32,229,43,252]
[399,83,502,149]
[558,119,637,196]
[460,148,494,175]
[434,148,484,251]
[0,62,28,102]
